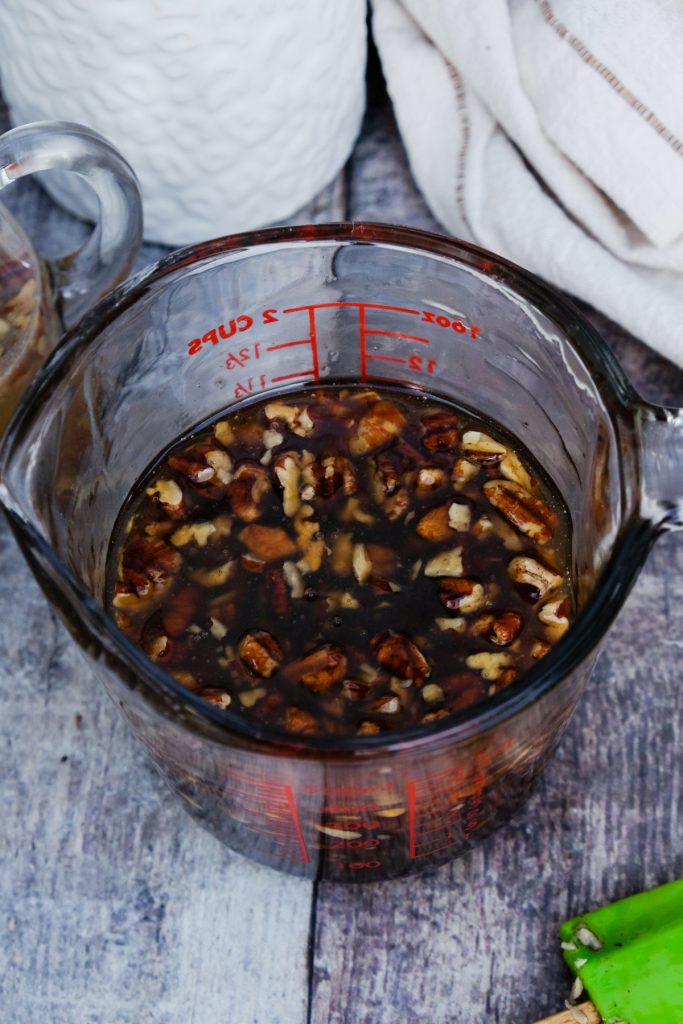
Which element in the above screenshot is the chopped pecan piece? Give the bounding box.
[371,631,430,683]
[227,462,271,521]
[500,450,535,490]
[461,430,507,463]
[416,466,447,493]
[163,585,201,637]
[265,401,314,437]
[421,683,445,704]
[384,488,410,521]
[283,644,347,693]
[171,521,216,548]
[146,478,184,517]
[438,577,486,613]
[200,689,232,709]
[191,561,234,586]
[341,679,371,700]
[285,707,319,734]
[471,610,523,646]
[266,566,290,616]
[352,543,373,584]
[273,451,303,517]
[213,420,234,446]
[168,448,216,484]
[331,532,353,576]
[349,400,406,455]
[424,546,464,578]
[441,672,487,712]
[369,451,402,499]
[508,555,562,600]
[372,694,401,715]
[452,458,479,485]
[313,452,357,499]
[238,630,283,678]
[447,501,471,532]
[466,651,513,681]
[357,721,381,735]
[113,537,181,610]
[416,503,453,542]
[483,479,556,544]
[421,410,459,451]
[538,595,570,635]
[531,639,551,659]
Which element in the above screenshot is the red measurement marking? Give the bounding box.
[367,354,406,365]
[266,339,311,352]
[308,306,319,379]
[407,781,417,859]
[271,370,316,383]
[283,301,420,315]
[359,303,367,380]
[365,329,430,345]
[285,785,310,865]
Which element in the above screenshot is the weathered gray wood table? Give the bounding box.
[1,74,681,1024]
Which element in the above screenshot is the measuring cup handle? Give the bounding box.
[637,400,683,531]
[0,120,143,327]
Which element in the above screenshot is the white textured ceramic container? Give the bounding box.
[0,0,366,244]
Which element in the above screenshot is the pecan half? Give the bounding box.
[349,400,406,455]
[238,629,284,677]
[483,479,556,544]
[283,644,347,693]
[239,524,297,561]
[371,631,430,683]
[421,410,459,451]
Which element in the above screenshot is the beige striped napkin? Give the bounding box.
[372,0,683,367]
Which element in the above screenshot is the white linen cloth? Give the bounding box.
[372,0,683,368]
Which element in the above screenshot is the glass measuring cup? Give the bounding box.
[0,223,680,882]
[0,121,142,432]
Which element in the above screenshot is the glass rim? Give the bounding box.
[0,221,654,756]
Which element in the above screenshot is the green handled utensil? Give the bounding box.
[533,880,683,1023]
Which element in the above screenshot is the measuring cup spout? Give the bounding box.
[637,402,683,531]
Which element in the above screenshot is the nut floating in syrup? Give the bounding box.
[109,383,573,735]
